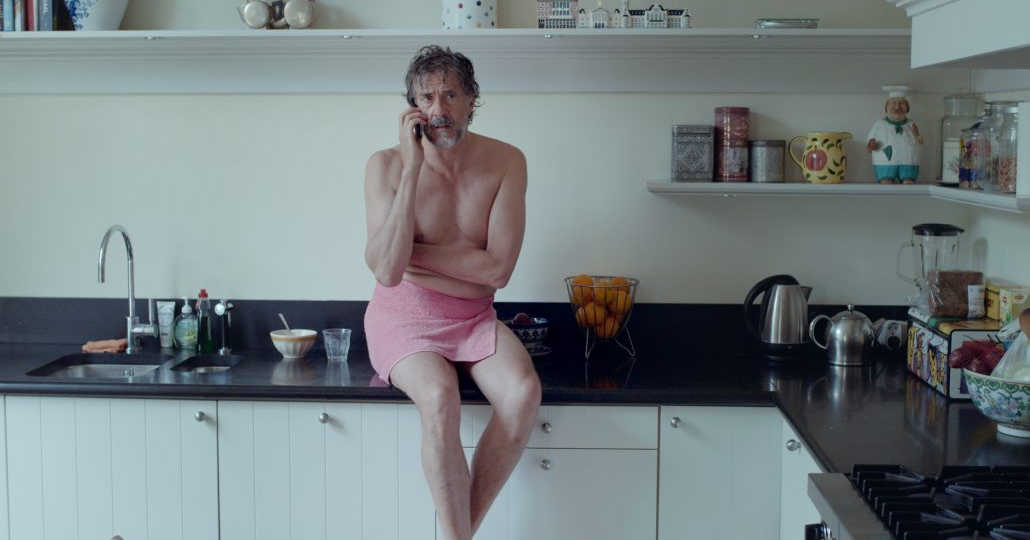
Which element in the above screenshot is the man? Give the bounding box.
[362,45,541,540]
[867,85,923,184]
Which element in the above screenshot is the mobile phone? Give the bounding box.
[414,123,423,140]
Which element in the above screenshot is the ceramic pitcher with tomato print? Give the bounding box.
[789,131,853,184]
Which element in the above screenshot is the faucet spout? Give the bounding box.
[98,224,136,323]
[97,225,154,354]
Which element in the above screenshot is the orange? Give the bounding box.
[594,283,612,305]
[583,302,607,326]
[575,306,589,328]
[610,276,630,294]
[607,290,632,315]
[595,316,620,339]
[570,274,594,306]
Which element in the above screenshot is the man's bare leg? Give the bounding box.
[465,322,542,533]
[390,352,472,540]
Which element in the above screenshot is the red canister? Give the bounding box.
[714,106,751,182]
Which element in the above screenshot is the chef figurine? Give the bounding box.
[867,85,923,184]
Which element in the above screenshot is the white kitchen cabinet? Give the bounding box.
[218,401,434,540]
[443,405,659,540]
[658,406,782,540]
[6,396,218,540]
[780,418,824,540]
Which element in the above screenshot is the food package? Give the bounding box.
[985,279,1023,320]
[926,270,984,318]
[999,286,1030,326]
[991,317,1030,382]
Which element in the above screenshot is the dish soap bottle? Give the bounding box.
[196,288,216,354]
[174,298,199,352]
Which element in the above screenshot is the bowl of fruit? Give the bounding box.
[564,274,638,358]
[502,312,550,356]
[951,338,1030,438]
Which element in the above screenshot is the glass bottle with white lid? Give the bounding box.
[996,104,1019,194]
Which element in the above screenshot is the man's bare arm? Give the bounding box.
[410,150,527,289]
[364,109,428,287]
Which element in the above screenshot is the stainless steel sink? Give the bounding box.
[27,353,167,379]
[171,354,242,375]
[46,364,161,378]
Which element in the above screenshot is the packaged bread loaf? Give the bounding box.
[927,270,984,318]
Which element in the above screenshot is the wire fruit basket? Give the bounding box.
[563,275,638,359]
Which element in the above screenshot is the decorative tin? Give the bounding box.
[671,125,714,182]
[714,106,750,182]
[748,140,785,183]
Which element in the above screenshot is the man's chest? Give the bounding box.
[411,171,501,246]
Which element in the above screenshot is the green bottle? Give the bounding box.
[197,288,216,354]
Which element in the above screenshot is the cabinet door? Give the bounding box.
[658,406,781,540]
[448,449,657,540]
[396,405,437,540]
[219,401,408,540]
[6,396,218,540]
[780,418,823,539]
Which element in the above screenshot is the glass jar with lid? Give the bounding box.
[960,123,988,191]
[996,104,1019,194]
[938,94,982,184]
[981,101,1018,192]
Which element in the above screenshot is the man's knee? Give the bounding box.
[415,379,462,434]
[498,371,542,433]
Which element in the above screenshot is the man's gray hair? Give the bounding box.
[404,45,481,124]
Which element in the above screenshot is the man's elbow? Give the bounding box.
[490,266,514,289]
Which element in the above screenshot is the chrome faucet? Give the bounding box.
[97,225,157,354]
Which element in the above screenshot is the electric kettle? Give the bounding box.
[744,274,812,354]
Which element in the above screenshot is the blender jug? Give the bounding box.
[897,223,964,294]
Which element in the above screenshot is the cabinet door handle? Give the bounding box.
[194,411,206,422]
[318,412,330,424]
[541,422,552,433]
[786,439,801,452]
[669,416,682,428]
[540,459,552,471]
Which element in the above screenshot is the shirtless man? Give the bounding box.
[362,45,541,540]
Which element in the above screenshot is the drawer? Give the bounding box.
[465,405,658,450]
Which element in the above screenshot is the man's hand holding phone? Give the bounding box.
[399,107,427,173]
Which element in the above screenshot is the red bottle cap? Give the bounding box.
[198,288,208,299]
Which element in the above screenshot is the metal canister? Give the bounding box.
[714,107,750,182]
[671,125,714,182]
[748,140,785,183]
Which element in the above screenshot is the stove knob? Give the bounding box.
[786,439,801,452]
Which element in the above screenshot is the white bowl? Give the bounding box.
[270,329,317,360]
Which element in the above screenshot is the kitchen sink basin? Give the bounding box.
[27,353,166,379]
[171,354,242,374]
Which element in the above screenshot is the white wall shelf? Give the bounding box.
[646,181,1030,213]
[0,28,969,94]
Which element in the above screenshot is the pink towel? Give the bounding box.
[363,279,497,384]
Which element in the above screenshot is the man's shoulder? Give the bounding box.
[369,145,402,167]
[473,133,525,164]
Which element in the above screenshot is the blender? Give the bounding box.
[897,223,964,309]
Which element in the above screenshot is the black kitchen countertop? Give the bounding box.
[1,338,1026,477]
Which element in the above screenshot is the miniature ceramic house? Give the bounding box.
[667,8,689,28]
[537,0,580,28]
[589,1,610,28]
[644,4,667,28]
[627,8,645,27]
[577,7,588,27]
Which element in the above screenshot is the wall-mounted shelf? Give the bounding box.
[646,181,1030,213]
[0,28,969,94]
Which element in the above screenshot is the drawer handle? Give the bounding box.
[786,439,801,452]
[540,459,552,471]
[194,411,206,422]
[669,416,682,428]
[541,422,552,433]
[318,412,330,424]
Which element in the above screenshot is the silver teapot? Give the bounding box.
[809,305,875,366]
